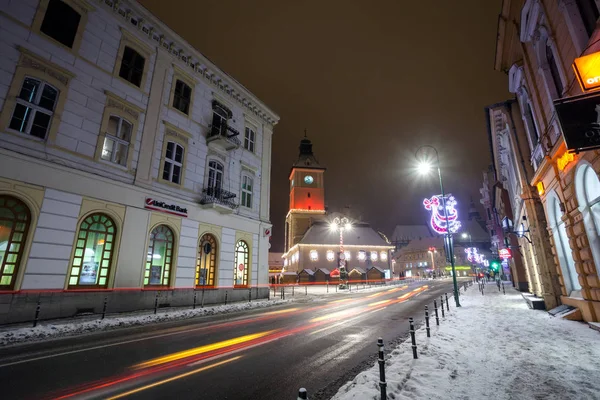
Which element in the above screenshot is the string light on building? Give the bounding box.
[380,251,388,261]
[423,194,461,234]
[326,250,335,261]
[344,251,351,260]
[358,250,366,261]
[371,252,378,261]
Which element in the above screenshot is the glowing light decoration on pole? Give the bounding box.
[423,194,461,234]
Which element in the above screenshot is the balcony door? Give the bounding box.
[208,160,224,196]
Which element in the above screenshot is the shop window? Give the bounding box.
[40,0,81,48]
[145,225,174,286]
[162,142,184,184]
[0,196,31,289]
[172,79,192,115]
[244,127,255,152]
[119,46,145,87]
[575,164,600,278]
[9,77,58,139]
[241,175,253,208]
[196,233,217,286]
[101,115,132,166]
[234,240,249,287]
[68,213,116,288]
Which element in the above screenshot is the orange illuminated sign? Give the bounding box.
[574,52,600,91]
[557,152,574,171]
[536,182,545,196]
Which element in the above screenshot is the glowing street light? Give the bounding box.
[330,217,351,289]
[415,145,461,307]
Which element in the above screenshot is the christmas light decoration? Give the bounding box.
[358,251,366,261]
[371,252,378,261]
[423,194,461,234]
[344,251,351,261]
[465,247,486,264]
[380,251,388,261]
[326,250,335,261]
[309,250,318,261]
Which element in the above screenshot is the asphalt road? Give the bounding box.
[0,279,464,400]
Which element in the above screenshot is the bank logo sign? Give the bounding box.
[145,198,188,217]
[554,92,600,153]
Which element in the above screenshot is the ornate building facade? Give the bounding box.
[491,0,600,321]
[0,0,278,323]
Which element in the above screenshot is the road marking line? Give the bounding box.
[107,356,241,399]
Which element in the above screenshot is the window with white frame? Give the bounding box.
[101,115,132,166]
[9,77,58,139]
[241,175,253,208]
[210,103,230,137]
[208,160,224,192]
[162,142,184,184]
[172,79,192,115]
[244,127,255,152]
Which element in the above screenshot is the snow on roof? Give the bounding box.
[268,252,284,266]
[298,221,392,247]
[400,236,446,252]
[391,225,433,241]
[350,267,366,274]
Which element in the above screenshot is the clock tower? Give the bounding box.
[285,136,326,252]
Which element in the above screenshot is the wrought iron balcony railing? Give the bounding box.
[199,187,238,209]
[207,124,241,147]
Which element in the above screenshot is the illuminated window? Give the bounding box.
[326,250,335,261]
[371,252,378,261]
[101,115,132,166]
[234,240,249,286]
[309,250,318,261]
[9,77,58,139]
[358,251,366,261]
[40,0,81,48]
[0,196,31,289]
[145,225,174,286]
[380,251,388,261]
[196,233,217,286]
[344,251,351,261]
[68,213,115,288]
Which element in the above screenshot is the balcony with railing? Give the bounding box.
[206,123,241,150]
[199,187,238,214]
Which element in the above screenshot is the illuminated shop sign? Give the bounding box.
[499,248,512,259]
[554,92,600,153]
[145,198,188,217]
[557,152,574,171]
[573,52,600,91]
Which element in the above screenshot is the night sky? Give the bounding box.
[138,0,510,251]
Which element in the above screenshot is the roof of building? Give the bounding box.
[316,268,331,274]
[292,136,324,170]
[390,225,433,242]
[297,220,392,247]
[399,237,446,252]
[350,267,366,274]
[299,269,315,275]
[368,266,385,273]
[268,252,284,266]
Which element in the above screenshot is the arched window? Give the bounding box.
[145,225,174,286]
[197,233,217,286]
[234,240,249,287]
[547,193,581,295]
[575,164,600,278]
[0,196,31,289]
[545,41,563,97]
[69,213,116,288]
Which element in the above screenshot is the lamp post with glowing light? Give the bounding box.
[416,145,461,307]
[330,217,351,289]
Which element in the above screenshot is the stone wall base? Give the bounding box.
[0,287,269,325]
[561,296,600,323]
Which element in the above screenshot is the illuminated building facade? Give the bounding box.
[0,0,278,323]
[492,0,600,322]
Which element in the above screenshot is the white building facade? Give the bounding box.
[0,0,279,323]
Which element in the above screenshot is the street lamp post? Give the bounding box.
[462,232,477,282]
[331,217,351,289]
[416,145,461,307]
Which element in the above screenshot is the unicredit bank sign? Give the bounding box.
[574,52,600,91]
[145,198,188,217]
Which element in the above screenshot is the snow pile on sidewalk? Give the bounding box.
[332,283,600,400]
[0,298,291,346]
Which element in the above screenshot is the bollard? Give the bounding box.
[377,338,387,399]
[101,296,108,320]
[193,290,197,309]
[409,318,418,359]
[440,296,445,318]
[292,285,295,296]
[425,306,431,338]
[497,280,501,292]
[33,300,41,327]
[434,299,440,325]
[445,293,449,311]
[327,282,329,293]
[225,291,228,305]
[335,284,338,293]
[273,285,276,297]
[154,292,159,314]
[249,287,252,303]
[201,288,206,308]
[305,285,308,296]
[298,387,308,400]
[502,282,506,295]
[283,286,286,300]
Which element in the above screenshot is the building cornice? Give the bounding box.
[95,0,280,127]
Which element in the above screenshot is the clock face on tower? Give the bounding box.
[304,175,314,184]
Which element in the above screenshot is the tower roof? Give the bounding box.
[292,134,324,169]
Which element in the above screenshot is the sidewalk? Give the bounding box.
[331,282,600,400]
